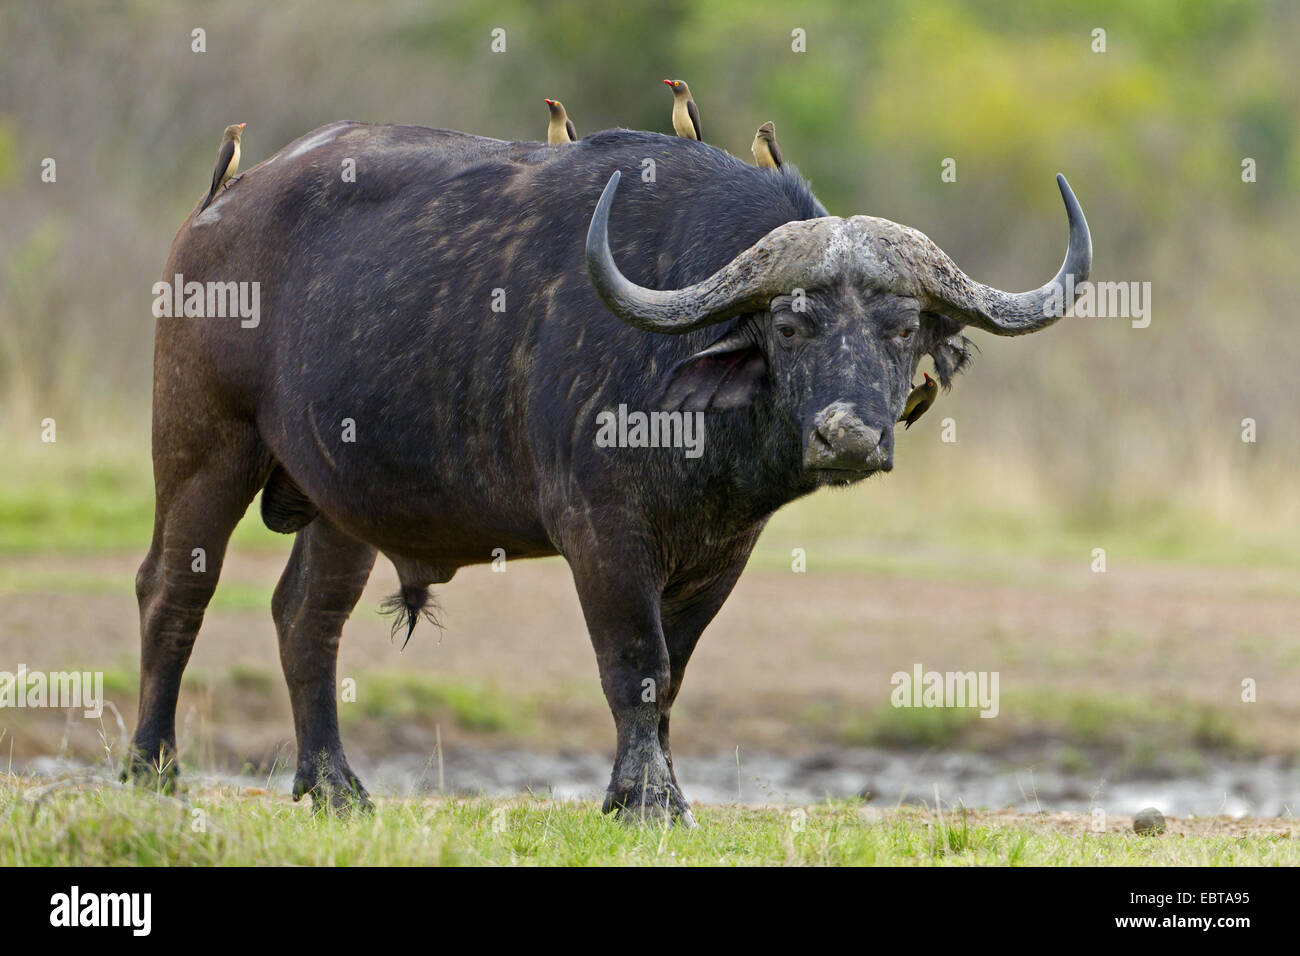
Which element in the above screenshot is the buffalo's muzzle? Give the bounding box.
[804,402,893,474]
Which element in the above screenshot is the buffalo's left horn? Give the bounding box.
[585,170,841,334]
[891,174,1092,336]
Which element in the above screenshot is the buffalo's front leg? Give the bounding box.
[658,556,751,793]
[567,544,693,826]
[271,516,377,813]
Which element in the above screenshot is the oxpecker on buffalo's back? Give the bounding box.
[752,121,783,169]
[544,98,577,143]
[664,79,702,140]
[199,123,245,212]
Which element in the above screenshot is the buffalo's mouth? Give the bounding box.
[804,453,893,485]
[807,461,890,487]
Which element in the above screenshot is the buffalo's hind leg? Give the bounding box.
[272,516,377,814]
[126,425,268,791]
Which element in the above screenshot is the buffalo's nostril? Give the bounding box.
[815,406,879,452]
[805,402,887,471]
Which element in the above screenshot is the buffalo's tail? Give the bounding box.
[379,585,442,650]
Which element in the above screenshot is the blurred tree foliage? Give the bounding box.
[0,0,1295,523]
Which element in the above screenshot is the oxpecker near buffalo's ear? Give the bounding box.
[664,79,702,140]
[544,99,577,143]
[752,121,783,169]
[199,123,245,213]
[899,373,938,429]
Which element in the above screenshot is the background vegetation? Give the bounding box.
[1,0,1296,561]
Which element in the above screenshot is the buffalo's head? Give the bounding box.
[585,170,1091,483]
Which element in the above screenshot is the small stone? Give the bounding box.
[1133,807,1166,835]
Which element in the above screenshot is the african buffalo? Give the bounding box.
[127,121,1090,824]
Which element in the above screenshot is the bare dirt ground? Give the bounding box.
[2,547,1299,817]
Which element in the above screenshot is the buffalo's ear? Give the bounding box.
[657,326,768,412]
[926,312,976,388]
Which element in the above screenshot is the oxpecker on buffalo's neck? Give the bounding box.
[752,121,783,169]
[544,99,577,143]
[664,79,701,140]
[199,123,245,213]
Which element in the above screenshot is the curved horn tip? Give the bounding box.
[940,173,1093,336]
[592,170,622,225]
[586,171,622,257]
[1055,173,1081,219]
[1054,172,1092,282]
[1055,173,1079,220]
[594,170,621,228]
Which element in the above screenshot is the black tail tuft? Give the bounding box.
[379,586,442,650]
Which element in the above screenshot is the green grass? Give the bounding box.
[0,565,276,611]
[6,443,1300,576]
[2,780,1294,866]
[799,689,1251,767]
[6,658,1274,768]
[0,446,286,554]
[344,672,532,733]
[0,448,154,554]
[4,664,535,741]
[755,490,1300,577]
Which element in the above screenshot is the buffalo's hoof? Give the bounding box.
[293,755,372,816]
[120,746,181,795]
[602,780,696,828]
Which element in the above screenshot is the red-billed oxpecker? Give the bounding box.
[752,121,783,169]
[900,373,938,429]
[664,79,701,140]
[199,123,245,212]
[544,99,577,143]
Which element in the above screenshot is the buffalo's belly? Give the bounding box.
[325,495,559,568]
[259,402,557,566]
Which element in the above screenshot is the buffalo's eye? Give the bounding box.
[898,328,915,340]
[779,326,796,338]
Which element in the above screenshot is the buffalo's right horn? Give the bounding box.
[864,174,1093,336]
[585,170,840,334]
